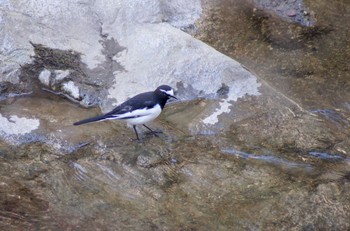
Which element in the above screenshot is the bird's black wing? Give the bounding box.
[103,91,156,119]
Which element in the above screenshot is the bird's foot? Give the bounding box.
[142,124,162,137]
[145,130,163,137]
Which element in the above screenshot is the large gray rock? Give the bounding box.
[0,0,201,82]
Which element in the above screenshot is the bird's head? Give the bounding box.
[156,85,177,100]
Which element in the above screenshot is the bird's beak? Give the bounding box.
[170,95,177,100]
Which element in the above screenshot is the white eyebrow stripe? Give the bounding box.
[160,89,174,96]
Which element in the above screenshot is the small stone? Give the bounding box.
[62,81,80,99]
[170,158,177,164]
[136,151,161,168]
[286,9,297,17]
[38,69,51,86]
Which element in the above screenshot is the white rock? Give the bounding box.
[38,69,51,86]
[0,0,104,74]
[0,0,202,81]
[0,114,40,135]
[62,81,80,99]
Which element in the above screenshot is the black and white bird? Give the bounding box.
[73,85,177,140]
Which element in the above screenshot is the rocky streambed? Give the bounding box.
[0,0,349,230]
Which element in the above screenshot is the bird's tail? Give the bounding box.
[73,114,109,126]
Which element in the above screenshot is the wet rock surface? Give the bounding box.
[1,0,350,230]
[1,95,349,230]
[0,125,349,230]
[196,0,350,113]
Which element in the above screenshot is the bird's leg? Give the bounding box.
[133,125,140,140]
[143,124,161,137]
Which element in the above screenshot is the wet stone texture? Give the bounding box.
[0,0,350,230]
[0,131,349,230]
[196,0,350,115]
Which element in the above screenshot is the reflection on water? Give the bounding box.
[308,151,350,162]
[1,132,350,230]
[311,109,349,129]
[96,163,121,181]
[72,162,89,182]
[222,148,314,170]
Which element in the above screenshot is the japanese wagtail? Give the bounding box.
[73,85,177,140]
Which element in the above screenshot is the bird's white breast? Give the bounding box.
[118,104,162,125]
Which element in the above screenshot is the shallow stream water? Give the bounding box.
[1,0,350,230]
[0,95,349,230]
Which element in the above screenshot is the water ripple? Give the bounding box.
[222,148,314,170]
[311,109,349,128]
[96,163,121,181]
[308,151,350,162]
[71,162,88,182]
